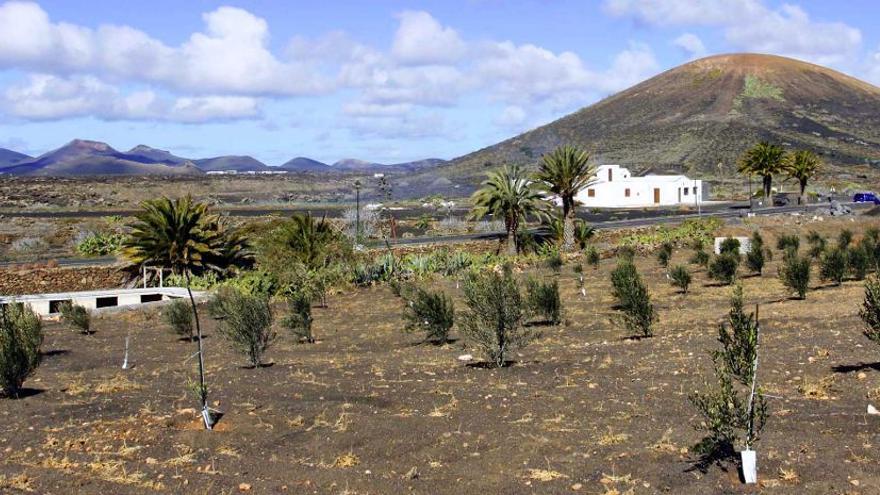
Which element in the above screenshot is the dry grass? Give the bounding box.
[798,376,835,400]
[332,452,360,468]
[525,468,566,481]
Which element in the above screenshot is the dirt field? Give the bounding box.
[2,217,880,494]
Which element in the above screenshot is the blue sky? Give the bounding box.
[0,0,879,165]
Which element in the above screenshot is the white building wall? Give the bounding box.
[574,165,704,208]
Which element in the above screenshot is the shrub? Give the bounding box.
[848,243,870,281]
[656,242,673,268]
[616,245,636,262]
[525,277,562,325]
[75,231,125,257]
[539,244,563,272]
[59,303,91,334]
[860,276,880,344]
[745,231,765,275]
[819,247,847,286]
[402,287,455,343]
[776,234,800,253]
[610,260,656,337]
[585,245,600,269]
[209,288,275,368]
[281,291,314,343]
[669,265,691,294]
[719,238,740,256]
[459,266,538,367]
[689,285,767,462]
[0,304,43,398]
[778,251,811,299]
[837,229,853,250]
[690,248,710,268]
[806,231,826,259]
[163,299,194,340]
[708,253,739,285]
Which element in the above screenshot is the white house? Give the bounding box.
[573,164,705,208]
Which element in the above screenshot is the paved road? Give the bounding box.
[4,200,866,268]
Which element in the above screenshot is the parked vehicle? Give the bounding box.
[853,192,880,204]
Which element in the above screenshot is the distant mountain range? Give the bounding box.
[0,140,446,176]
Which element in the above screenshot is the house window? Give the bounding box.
[96,296,118,308]
[608,169,612,182]
[693,186,697,194]
[683,188,689,196]
[587,189,595,198]
[624,188,630,197]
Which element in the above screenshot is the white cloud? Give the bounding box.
[866,47,880,85]
[391,11,467,65]
[0,2,330,96]
[494,105,527,129]
[2,74,260,122]
[604,0,861,66]
[673,33,707,59]
[725,4,861,65]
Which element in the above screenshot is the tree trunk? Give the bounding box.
[184,270,211,430]
[762,175,772,202]
[799,180,807,206]
[506,216,518,256]
[561,197,575,252]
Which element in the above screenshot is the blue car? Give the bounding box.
[853,192,880,204]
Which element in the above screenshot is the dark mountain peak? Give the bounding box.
[280,157,330,171]
[64,139,115,153]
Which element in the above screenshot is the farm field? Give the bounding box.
[2,217,880,494]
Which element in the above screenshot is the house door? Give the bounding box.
[653,188,660,204]
[677,188,681,203]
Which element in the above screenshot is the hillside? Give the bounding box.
[193,155,270,172]
[0,148,31,168]
[432,53,880,185]
[279,157,331,172]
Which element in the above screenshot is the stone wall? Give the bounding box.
[0,264,131,295]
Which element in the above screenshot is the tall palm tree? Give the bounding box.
[534,145,597,251]
[738,142,787,201]
[785,150,822,206]
[123,195,221,429]
[471,165,550,255]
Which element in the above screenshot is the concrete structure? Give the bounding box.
[0,287,202,317]
[573,164,706,208]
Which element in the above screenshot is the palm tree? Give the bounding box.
[534,146,597,251]
[738,142,787,201]
[471,165,550,255]
[123,195,221,429]
[785,150,822,206]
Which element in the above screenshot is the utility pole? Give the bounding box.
[694,179,701,216]
[748,176,754,213]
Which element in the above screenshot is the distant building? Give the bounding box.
[572,164,706,208]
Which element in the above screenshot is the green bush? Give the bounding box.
[670,265,692,294]
[610,260,656,337]
[281,290,314,343]
[163,299,194,340]
[616,245,636,262]
[776,234,800,253]
[0,304,43,398]
[778,251,810,299]
[585,245,600,269]
[402,287,455,343]
[708,253,739,285]
[539,244,563,272]
[837,229,854,250]
[859,276,880,344]
[806,230,826,259]
[656,242,673,268]
[690,285,767,458]
[459,266,538,367]
[819,247,847,286]
[59,302,91,334]
[719,238,740,256]
[220,270,278,297]
[209,287,275,368]
[525,277,562,325]
[75,231,125,257]
[690,248,710,268]
[745,232,766,275]
[848,244,870,281]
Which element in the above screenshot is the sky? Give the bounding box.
[0,0,879,165]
